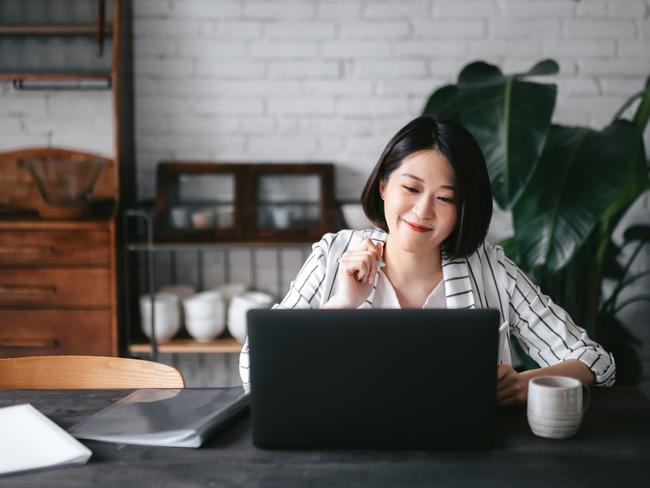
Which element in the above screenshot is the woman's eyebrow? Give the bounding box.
[401,173,424,182]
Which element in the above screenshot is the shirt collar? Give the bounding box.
[359,256,475,310]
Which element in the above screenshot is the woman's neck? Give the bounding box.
[382,235,443,287]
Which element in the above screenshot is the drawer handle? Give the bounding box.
[0,284,58,295]
[0,245,55,257]
[0,337,59,348]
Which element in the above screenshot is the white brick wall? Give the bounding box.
[126,0,650,198]
[3,0,646,195]
[0,84,114,156]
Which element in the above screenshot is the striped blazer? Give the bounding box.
[239,229,616,390]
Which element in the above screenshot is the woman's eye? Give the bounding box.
[437,197,455,203]
[402,185,418,193]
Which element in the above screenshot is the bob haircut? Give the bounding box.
[361,115,493,259]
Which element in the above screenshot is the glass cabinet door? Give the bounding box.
[171,173,236,231]
[256,174,321,230]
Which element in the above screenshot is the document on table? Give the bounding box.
[70,387,249,448]
[0,404,92,476]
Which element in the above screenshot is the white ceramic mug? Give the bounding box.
[527,376,591,439]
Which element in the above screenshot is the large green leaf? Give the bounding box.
[455,61,558,209]
[512,120,643,271]
[632,74,650,131]
[421,84,460,122]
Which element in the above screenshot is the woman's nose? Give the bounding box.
[412,194,435,220]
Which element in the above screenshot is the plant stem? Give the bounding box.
[613,295,650,315]
[606,239,648,313]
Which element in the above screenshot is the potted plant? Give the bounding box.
[422,60,650,384]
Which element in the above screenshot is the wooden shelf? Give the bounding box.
[127,240,312,252]
[0,72,112,81]
[0,24,113,35]
[129,337,244,354]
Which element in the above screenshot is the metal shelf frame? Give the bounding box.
[122,208,311,361]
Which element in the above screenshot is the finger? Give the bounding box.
[369,253,377,284]
[340,253,376,284]
[370,240,384,261]
[496,384,519,403]
[355,262,369,281]
[497,387,525,406]
[365,249,376,282]
[340,259,369,281]
[341,250,378,261]
[496,375,516,394]
[357,239,377,253]
[496,364,513,381]
[359,239,383,262]
[497,395,520,407]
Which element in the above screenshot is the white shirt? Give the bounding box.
[239,229,616,390]
[374,271,447,309]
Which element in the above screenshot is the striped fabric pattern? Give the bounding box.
[239,229,616,391]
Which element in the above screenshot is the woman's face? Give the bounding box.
[379,149,458,255]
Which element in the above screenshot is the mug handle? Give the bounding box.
[582,384,591,414]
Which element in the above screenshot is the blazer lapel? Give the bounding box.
[442,258,476,310]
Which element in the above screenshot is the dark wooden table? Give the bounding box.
[1,387,649,487]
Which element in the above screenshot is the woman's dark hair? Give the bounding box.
[361,115,493,259]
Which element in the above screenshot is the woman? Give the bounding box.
[239,116,615,404]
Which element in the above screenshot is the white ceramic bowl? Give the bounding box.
[183,290,225,320]
[185,315,226,343]
[227,291,274,343]
[159,284,196,327]
[213,283,248,303]
[183,291,226,342]
[341,203,374,230]
[139,293,180,343]
[160,284,196,301]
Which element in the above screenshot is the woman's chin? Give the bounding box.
[394,232,435,253]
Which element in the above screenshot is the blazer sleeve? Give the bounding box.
[238,234,332,391]
[502,252,616,386]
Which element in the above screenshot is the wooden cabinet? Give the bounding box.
[0,219,117,357]
[0,0,134,357]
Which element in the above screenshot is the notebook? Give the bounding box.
[247,308,500,449]
[0,404,92,476]
[70,387,249,448]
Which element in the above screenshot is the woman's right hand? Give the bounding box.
[323,239,384,309]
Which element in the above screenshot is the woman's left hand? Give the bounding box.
[496,364,528,406]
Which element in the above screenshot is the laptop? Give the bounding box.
[247,308,500,449]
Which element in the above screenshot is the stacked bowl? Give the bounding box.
[139,293,181,343]
[182,290,226,342]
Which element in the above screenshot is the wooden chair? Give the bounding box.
[0,355,185,389]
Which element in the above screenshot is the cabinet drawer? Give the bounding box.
[0,268,110,307]
[0,230,110,266]
[0,309,113,357]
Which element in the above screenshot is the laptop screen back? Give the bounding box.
[248,308,499,449]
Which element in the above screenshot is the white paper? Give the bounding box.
[0,404,92,476]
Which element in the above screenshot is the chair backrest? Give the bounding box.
[0,355,185,389]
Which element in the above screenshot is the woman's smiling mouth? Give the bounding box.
[402,219,432,233]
